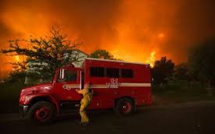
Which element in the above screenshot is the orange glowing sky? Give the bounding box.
[1,0,215,77]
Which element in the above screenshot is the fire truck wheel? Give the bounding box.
[115,98,135,116]
[27,101,56,125]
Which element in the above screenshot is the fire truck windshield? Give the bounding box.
[57,69,77,83]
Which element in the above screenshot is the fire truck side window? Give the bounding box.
[106,68,119,78]
[121,69,133,78]
[90,67,105,77]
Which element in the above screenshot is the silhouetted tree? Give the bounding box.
[1,27,82,82]
[152,57,175,85]
[189,38,215,88]
[7,71,27,84]
[90,49,114,60]
[174,63,190,81]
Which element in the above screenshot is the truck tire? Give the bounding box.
[27,101,56,125]
[114,98,135,116]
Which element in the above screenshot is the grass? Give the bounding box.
[0,82,25,101]
[0,81,27,114]
[152,80,215,105]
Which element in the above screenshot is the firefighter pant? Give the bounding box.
[79,97,90,123]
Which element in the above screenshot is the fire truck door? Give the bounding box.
[53,69,82,100]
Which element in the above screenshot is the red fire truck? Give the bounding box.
[19,58,152,124]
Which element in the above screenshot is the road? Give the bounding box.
[1,101,215,134]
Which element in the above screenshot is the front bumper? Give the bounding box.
[19,105,28,117]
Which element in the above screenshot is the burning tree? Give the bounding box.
[1,27,83,83]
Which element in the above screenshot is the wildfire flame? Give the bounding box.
[111,48,157,67]
[146,50,156,67]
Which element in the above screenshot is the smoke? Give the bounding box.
[0,0,123,50]
[0,0,123,77]
[162,0,215,62]
[1,0,215,76]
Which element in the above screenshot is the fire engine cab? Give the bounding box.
[19,58,152,124]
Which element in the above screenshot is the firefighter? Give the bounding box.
[76,82,93,127]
